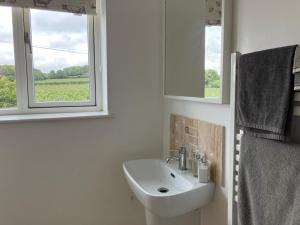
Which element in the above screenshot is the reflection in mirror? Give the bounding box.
[164,0,223,100]
[205,0,222,98]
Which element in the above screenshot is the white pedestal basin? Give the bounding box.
[123,159,215,225]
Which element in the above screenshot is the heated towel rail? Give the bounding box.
[228,52,300,225]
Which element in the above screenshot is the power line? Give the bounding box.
[33,45,88,55]
[0,40,88,55]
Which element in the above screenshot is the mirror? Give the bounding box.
[164,0,231,103]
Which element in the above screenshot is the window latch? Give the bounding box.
[24,32,32,54]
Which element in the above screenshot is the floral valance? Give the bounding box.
[206,0,222,26]
[0,0,97,15]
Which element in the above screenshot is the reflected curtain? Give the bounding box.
[206,0,222,26]
[0,0,97,15]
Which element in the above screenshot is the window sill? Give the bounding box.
[0,111,111,123]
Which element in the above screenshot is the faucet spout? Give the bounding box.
[166,146,187,171]
[165,156,179,164]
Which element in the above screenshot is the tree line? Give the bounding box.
[0,64,220,88]
[0,65,89,81]
[205,69,220,88]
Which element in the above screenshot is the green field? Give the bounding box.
[205,88,220,98]
[0,75,221,108]
[35,77,90,102]
[0,76,91,108]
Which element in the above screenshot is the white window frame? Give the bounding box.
[0,0,107,119]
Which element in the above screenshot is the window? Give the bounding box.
[0,5,106,118]
[28,9,95,106]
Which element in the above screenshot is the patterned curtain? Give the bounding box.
[206,0,222,26]
[0,0,97,15]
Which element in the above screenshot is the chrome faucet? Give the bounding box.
[166,147,187,171]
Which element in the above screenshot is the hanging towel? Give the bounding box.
[238,134,300,225]
[293,46,300,91]
[295,74,300,91]
[293,46,300,73]
[237,45,297,141]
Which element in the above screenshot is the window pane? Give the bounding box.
[0,7,17,109]
[30,9,91,103]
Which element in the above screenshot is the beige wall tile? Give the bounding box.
[170,114,224,186]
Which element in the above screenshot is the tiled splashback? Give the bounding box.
[170,114,225,186]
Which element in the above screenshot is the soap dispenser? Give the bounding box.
[198,154,209,183]
[192,152,201,177]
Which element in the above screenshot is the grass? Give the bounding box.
[35,77,90,102]
[35,77,89,85]
[36,79,220,102]
[205,88,220,98]
[0,76,221,105]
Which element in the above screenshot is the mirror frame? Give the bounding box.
[163,0,232,104]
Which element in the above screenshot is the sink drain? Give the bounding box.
[157,187,169,193]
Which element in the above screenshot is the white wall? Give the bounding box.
[164,1,300,225]
[233,0,300,53]
[0,0,163,225]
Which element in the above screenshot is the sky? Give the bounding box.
[0,6,221,74]
[205,26,222,74]
[0,7,15,67]
[0,6,89,73]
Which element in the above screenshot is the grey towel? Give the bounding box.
[293,46,300,73]
[238,134,300,225]
[295,74,300,91]
[294,46,300,91]
[237,45,297,141]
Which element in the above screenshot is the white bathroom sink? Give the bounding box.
[123,159,215,218]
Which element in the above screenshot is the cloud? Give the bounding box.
[0,31,14,43]
[0,8,15,65]
[0,7,14,43]
[33,47,88,72]
[49,35,87,51]
[32,33,88,52]
[0,7,90,72]
[31,9,88,34]
[205,26,222,73]
[0,43,15,65]
[0,42,88,73]
[30,9,90,72]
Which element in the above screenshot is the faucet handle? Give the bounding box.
[179,146,187,156]
[166,156,180,164]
